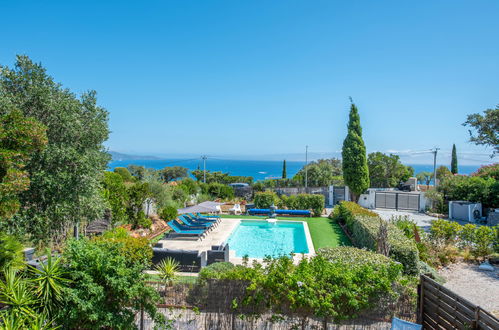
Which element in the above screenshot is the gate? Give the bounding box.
[333,186,346,205]
[375,192,420,211]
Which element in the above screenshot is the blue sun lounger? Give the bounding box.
[167,220,207,240]
[196,212,220,220]
[179,215,214,230]
[185,214,219,227]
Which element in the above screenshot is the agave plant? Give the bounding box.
[0,268,37,321]
[28,253,69,316]
[0,311,59,330]
[155,257,179,287]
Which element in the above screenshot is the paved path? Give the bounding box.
[373,209,439,230]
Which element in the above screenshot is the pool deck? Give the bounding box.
[158,218,316,266]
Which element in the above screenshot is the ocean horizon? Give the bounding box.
[108,158,483,181]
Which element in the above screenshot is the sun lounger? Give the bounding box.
[185,214,219,227]
[179,215,214,230]
[196,212,220,219]
[167,220,207,240]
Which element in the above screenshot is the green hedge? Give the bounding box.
[255,192,325,216]
[330,201,419,275]
[254,191,280,208]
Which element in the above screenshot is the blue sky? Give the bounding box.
[1,1,498,164]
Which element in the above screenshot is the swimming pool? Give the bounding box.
[226,220,310,258]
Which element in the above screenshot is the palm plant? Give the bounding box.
[28,253,69,316]
[154,257,179,287]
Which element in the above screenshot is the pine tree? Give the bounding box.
[342,102,369,202]
[451,144,458,174]
[282,160,287,179]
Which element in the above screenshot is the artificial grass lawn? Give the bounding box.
[221,215,351,250]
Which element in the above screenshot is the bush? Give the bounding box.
[206,183,234,200]
[0,232,24,269]
[331,202,419,275]
[95,227,153,268]
[438,175,498,209]
[418,261,445,284]
[160,206,178,221]
[199,252,403,322]
[295,194,325,216]
[390,216,418,239]
[429,219,462,243]
[199,262,235,281]
[254,191,280,208]
[57,238,161,328]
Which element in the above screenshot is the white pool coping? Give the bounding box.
[227,219,316,265]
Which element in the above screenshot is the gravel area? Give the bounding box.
[373,209,439,230]
[438,263,499,316]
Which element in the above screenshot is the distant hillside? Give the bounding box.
[108,151,161,161]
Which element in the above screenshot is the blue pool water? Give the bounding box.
[226,220,309,258]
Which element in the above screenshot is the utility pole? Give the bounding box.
[305,145,309,191]
[201,155,207,183]
[431,147,440,187]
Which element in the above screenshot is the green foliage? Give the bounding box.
[126,182,151,229]
[342,103,369,199]
[0,232,24,270]
[101,171,128,226]
[418,261,445,284]
[178,178,199,195]
[113,167,135,182]
[416,171,433,185]
[0,110,47,222]
[428,220,497,260]
[155,258,180,285]
[330,202,419,275]
[158,166,188,182]
[198,262,235,281]
[0,55,110,243]
[199,251,403,322]
[160,206,178,221]
[192,169,253,185]
[472,163,499,180]
[437,175,498,208]
[463,105,498,157]
[97,227,153,267]
[282,160,287,179]
[436,166,452,182]
[293,159,343,187]
[390,216,418,239]
[254,191,279,208]
[424,189,446,213]
[367,152,413,188]
[295,194,325,216]
[451,144,458,174]
[57,238,161,328]
[202,182,234,200]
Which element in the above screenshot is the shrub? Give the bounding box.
[390,216,418,239]
[0,232,24,269]
[254,191,280,208]
[331,202,419,275]
[206,183,234,200]
[429,219,461,243]
[199,262,235,281]
[472,226,495,260]
[418,261,445,284]
[424,189,446,213]
[329,201,378,226]
[160,206,178,221]
[57,238,162,328]
[95,227,153,268]
[199,252,403,322]
[295,194,325,216]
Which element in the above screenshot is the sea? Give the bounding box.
[107,158,482,181]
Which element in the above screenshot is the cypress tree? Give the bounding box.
[342,102,370,202]
[451,144,458,174]
[282,160,287,179]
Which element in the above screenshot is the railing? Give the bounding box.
[419,275,499,329]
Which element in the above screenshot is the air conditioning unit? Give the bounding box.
[449,201,482,223]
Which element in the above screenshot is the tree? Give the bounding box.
[451,144,458,174]
[342,102,369,201]
[0,110,47,222]
[101,172,129,226]
[463,106,499,157]
[367,152,413,188]
[294,159,343,187]
[0,55,110,243]
[126,182,151,229]
[436,165,452,183]
[282,160,287,179]
[158,166,188,182]
[416,171,433,186]
[113,167,135,182]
